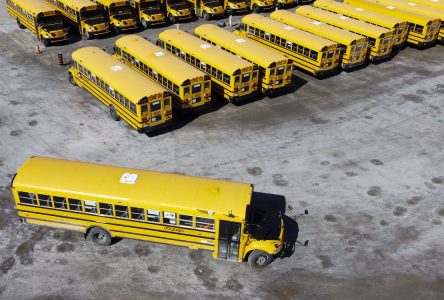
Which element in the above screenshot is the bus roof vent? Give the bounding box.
[312,21,323,26]
[235,38,246,43]
[154,51,165,57]
[110,65,123,72]
[120,173,138,185]
[200,44,211,49]
[283,25,294,31]
[355,7,364,11]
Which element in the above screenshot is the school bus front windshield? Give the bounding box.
[80,8,107,24]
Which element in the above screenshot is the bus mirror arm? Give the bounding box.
[295,239,309,247]
[292,209,308,220]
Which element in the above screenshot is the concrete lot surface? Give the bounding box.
[1,5,444,300]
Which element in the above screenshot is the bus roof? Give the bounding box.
[13,157,253,219]
[270,10,366,46]
[71,47,167,104]
[194,24,289,69]
[115,35,207,86]
[405,0,444,10]
[58,0,99,10]
[158,29,254,76]
[296,6,393,39]
[10,0,59,16]
[314,0,407,28]
[361,0,444,20]
[345,0,438,25]
[241,14,337,51]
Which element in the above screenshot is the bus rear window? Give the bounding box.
[355,44,363,52]
[150,101,161,111]
[276,67,284,76]
[141,104,148,114]
[327,50,334,59]
[192,84,201,94]
[242,73,250,83]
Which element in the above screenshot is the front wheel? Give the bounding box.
[248,250,273,269]
[225,7,233,15]
[68,72,76,86]
[114,26,121,35]
[141,19,149,29]
[252,4,261,13]
[88,227,112,246]
[42,38,49,47]
[169,14,177,24]
[84,30,92,40]
[203,11,210,21]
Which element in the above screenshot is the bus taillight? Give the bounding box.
[165,109,172,115]
[234,87,239,92]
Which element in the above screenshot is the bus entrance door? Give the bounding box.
[218,221,240,261]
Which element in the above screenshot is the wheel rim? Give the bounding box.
[95,233,106,243]
[256,255,268,266]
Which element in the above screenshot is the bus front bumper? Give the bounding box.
[341,60,366,70]
[89,29,111,37]
[229,90,258,102]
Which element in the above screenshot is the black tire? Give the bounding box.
[142,19,149,29]
[17,19,25,29]
[109,105,119,121]
[248,250,273,269]
[88,227,112,246]
[42,38,49,47]
[203,11,210,21]
[83,30,92,40]
[114,25,121,35]
[252,4,261,13]
[68,72,76,86]
[169,14,177,24]
[225,7,232,15]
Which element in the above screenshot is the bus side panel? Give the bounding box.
[7,5,37,36]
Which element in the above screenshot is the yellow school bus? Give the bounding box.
[236,14,341,76]
[246,0,274,13]
[296,6,394,61]
[114,35,212,111]
[270,10,368,69]
[12,157,286,268]
[45,0,110,39]
[93,0,137,33]
[313,0,409,47]
[158,29,259,102]
[69,47,172,133]
[195,24,293,94]
[275,0,297,9]
[161,0,194,23]
[129,0,166,28]
[224,0,249,15]
[357,0,444,42]
[6,0,69,46]
[187,0,225,20]
[345,0,441,46]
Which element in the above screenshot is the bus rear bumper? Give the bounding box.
[229,91,258,102]
[141,118,173,133]
[342,60,366,70]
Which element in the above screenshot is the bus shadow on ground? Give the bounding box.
[146,95,228,137]
[233,74,308,106]
[250,192,300,259]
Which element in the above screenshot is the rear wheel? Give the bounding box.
[248,250,273,269]
[68,72,76,86]
[109,105,120,121]
[88,227,112,246]
[17,19,25,29]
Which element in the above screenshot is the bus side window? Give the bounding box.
[84,200,97,214]
[18,192,37,205]
[179,215,193,228]
[196,217,215,231]
[147,209,160,223]
[68,198,83,212]
[99,203,113,216]
[163,212,176,225]
[53,196,67,209]
[38,194,52,207]
[115,205,128,218]
[131,207,144,221]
